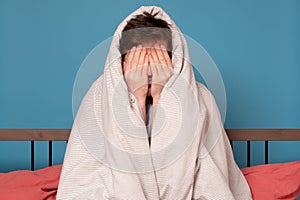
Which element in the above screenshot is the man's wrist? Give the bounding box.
[136,97,146,108]
[136,97,147,123]
[152,95,160,105]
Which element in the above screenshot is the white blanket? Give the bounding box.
[57,6,253,200]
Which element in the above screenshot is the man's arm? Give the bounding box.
[149,44,173,125]
[149,95,159,129]
[137,98,147,125]
[123,45,149,124]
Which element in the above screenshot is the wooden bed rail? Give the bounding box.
[0,129,299,169]
[0,129,70,141]
[0,129,300,141]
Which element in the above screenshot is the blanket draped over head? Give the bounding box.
[57,6,253,200]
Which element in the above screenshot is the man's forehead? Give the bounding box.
[124,41,169,55]
[141,41,168,48]
[123,40,170,60]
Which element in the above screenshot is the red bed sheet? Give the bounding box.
[0,160,299,200]
[241,160,300,200]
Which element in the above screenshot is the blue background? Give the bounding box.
[0,0,299,174]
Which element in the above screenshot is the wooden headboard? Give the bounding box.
[1,129,299,141]
[0,129,299,170]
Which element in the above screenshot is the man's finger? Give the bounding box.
[138,47,147,67]
[132,45,142,68]
[126,46,136,70]
[149,53,159,76]
[155,44,166,66]
[141,54,148,76]
[150,47,161,65]
[146,53,151,76]
[123,61,127,74]
[161,44,172,68]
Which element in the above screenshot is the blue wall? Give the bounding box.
[0,0,299,172]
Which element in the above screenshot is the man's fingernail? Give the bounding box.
[132,46,136,50]
[137,44,142,49]
[160,44,166,50]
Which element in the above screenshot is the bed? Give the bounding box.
[0,128,299,200]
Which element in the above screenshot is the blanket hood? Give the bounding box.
[105,5,198,93]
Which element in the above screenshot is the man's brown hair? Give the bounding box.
[119,10,172,62]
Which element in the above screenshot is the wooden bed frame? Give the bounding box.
[0,129,299,170]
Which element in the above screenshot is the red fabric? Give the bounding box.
[0,161,299,200]
[0,164,62,200]
[241,160,300,200]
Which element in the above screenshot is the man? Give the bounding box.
[57,6,253,199]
